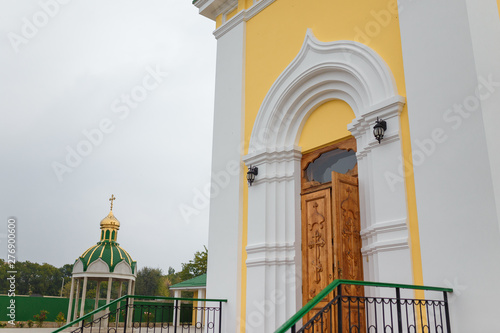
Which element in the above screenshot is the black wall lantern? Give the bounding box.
[247,166,258,186]
[373,117,387,144]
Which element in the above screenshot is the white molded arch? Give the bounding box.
[87,258,110,273]
[247,29,404,155]
[72,259,84,273]
[114,260,133,275]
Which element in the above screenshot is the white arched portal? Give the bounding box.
[242,30,412,332]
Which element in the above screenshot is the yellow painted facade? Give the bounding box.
[226,6,239,21]
[298,100,356,153]
[229,0,424,329]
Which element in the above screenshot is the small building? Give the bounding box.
[67,195,137,323]
[169,274,207,300]
[170,274,207,327]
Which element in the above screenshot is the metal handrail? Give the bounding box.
[274,279,453,333]
[53,295,228,333]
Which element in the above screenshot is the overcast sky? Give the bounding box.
[0,0,217,273]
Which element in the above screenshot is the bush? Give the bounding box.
[33,310,49,328]
[27,320,34,328]
[55,312,66,327]
[143,312,155,322]
[15,322,25,328]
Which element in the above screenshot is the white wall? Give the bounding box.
[465,0,500,232]
[398,1,500,331]
[205,21,246,333]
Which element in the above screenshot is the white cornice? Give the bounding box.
[243,146,302,166]
[246,242,296,254]
[360,218,408,238]
[361,238,409,256]
[213,10,246,39]
[72,272,136,281]
[246,242,296,267]
[213,0,276,39]
[195,0,238,21]
[246,257,296,267]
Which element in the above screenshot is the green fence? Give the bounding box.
[131,301,193,323]
[0,295,107,322]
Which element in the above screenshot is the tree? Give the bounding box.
[0,259,8,294]
[0,260,69,296]
[177,246,207,282]
[134,267,167,296]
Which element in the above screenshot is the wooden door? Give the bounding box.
[301,189,334,330]
[331,171,365,332]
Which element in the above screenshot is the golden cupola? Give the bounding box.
[99,195,120,242]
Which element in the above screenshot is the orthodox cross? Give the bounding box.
[309,230,325,283]
[109,194,116,211]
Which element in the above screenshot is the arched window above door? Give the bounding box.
[305,148,356,184]
[301,137,357,191]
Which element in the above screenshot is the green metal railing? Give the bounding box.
[53,294,227,333]
[275,279,453,333]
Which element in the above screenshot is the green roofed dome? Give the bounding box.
[77,239,137,274]
[72,195,137,277]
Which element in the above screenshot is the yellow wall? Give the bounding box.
[216,0,250,29]
[239,0,423,330]
[299,100,356,152]
[226,6,239,21]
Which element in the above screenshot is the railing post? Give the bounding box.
[219,301,223,333]
[291,323,296,333]
[123,297,129,333]
[337,284,342,333]
[443,292,452,333]
[396,287,403,333]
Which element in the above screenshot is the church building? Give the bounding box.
[193,1,500,331]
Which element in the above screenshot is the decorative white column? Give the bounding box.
[115,280,123,328]
[174,290,181,327]
[243,148,303,333]
[348,100,413,293]
[102,277,112,327]
[106,277,113,304]
[73,279,80,321]
[204,15,246,333]
[118,281,123,298]
[79,276,88,318]
[66,277,75,324]
[197,289,205,328]
[127,280,133,328]
[94,281,101,311]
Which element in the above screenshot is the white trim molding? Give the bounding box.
[212,0,276,39]
[246,242,297,267]
[194,0,238,21]
[242,30,412,332]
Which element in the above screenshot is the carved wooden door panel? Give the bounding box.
[331,171,365,332]
[301,189,334,330]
